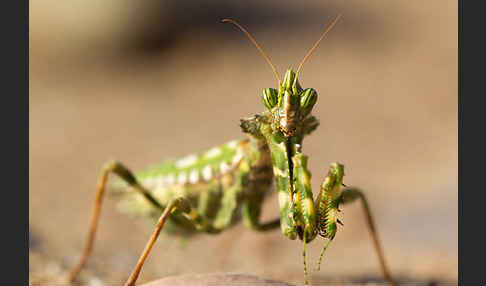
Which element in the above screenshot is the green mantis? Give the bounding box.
[68,14,397,286]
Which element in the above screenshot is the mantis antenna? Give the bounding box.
[222,19,282,86]
[294,14,342,86]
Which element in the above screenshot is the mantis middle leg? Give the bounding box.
[338,187,397,286]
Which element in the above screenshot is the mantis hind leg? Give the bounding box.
[68,160,223,285]
[124,197,192,286]
[339,187,397,286]
[68,160,165,283]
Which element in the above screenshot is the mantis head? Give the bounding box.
[222,15,341,138]
[261,69,317,137]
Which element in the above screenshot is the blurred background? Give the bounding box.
[29,0,457,285]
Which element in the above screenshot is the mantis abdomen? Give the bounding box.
[112,138,274,233]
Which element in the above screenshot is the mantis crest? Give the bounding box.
[68,15,397,286]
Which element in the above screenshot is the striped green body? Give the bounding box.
[109,69,347,286]
[112,69,345,243]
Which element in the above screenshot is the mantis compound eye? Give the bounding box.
[261,88,278,110]
[300,88,318,118]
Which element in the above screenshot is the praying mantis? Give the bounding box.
[67,14,397,286]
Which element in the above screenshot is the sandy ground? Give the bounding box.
[30,1,457,285]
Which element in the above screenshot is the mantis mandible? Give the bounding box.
[68,14,397,286]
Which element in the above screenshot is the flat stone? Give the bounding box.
[141,273,296,286]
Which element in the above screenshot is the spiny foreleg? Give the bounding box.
[314,162,344,272]
[292,152,318,285]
